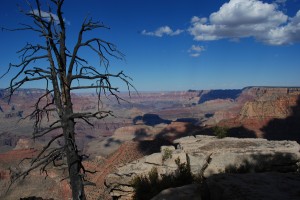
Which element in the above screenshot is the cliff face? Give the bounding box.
[197,87,300,126]
[237,87,300,103]
[239,96,297,119]
[0,88,45,102]
[237,87,300,120]
[219,87,300,139]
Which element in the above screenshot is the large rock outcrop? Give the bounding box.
[105,145,187,200]
[105,135,300,199]
[203,172,300,200]
[175,136,300,176]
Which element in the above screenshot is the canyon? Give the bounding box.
[0,86,300,199]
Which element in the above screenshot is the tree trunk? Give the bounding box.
[63,109,86,200]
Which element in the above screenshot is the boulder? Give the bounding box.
[151,184,202,200]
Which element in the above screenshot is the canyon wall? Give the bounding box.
[238,87,300,119]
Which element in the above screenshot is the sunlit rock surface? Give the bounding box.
[106,135,300,199]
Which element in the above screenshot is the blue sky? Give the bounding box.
[0,0,300,91]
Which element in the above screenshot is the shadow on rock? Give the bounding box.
[201,172,300,200]
[136,122,201,155]
[201,149,300,200]
[175,118,200,125]
[104,138,121,147]
[197,125,257,139]
[261,95,300,143]
[224,153,299,173]
[133,128,152,141]
[133,114,171,126]
[198,89,242,104]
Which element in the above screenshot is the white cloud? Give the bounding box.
[188,45,205,57]
[209,0,287,26]
[265,10,300,45]
[190,44,204,52]
[190,53,201,57]
[172,29,185,35]
[275,0,287,4]
[188,0,300,45]
[142,26,184,37]
[31,9,70,25]
[190,16,207,24]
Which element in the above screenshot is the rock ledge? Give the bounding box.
[105,135,300,200]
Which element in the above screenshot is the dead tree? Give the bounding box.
[1,0,134,199]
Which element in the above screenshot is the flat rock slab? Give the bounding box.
[174,135,300,154]
[174,135,300,177]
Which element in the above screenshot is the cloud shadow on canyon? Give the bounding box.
[133,114,172,126]
[134,121,199,155]
[134,115,257,155]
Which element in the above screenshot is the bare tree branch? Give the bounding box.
[33,126,61,138]
[32,133,63,164]
[2,0,135,199]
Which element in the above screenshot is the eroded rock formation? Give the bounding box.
[106,135,300,200]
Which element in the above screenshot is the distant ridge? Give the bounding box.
[198,89,242,104]
[243,86,300,89]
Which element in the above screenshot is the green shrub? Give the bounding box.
[130,168,160,200]
[131,157,198,200]
[212,126,228,138]
[162,148,173,161]
[174,157,193,184]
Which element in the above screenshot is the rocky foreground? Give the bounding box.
[106,135,300,200]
